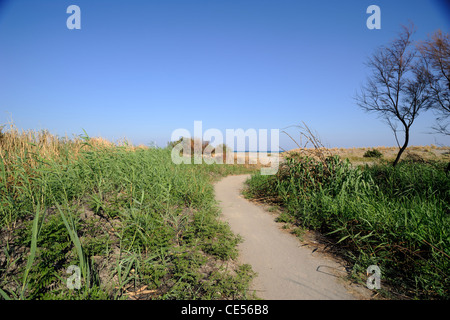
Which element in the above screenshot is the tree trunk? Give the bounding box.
[393,125,410,167]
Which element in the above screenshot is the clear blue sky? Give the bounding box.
[0,0,449,150]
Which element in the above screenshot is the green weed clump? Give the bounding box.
[245,154,449,299]
[363,148,383,158]
[0,125,258,300]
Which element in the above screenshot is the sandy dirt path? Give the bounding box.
[215,174,369,300]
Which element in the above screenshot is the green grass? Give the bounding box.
[0,134,259,300]
[244,154,449,299]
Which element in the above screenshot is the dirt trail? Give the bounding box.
[215,174,370,300]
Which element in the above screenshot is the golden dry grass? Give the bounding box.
[0,122,147,169]
[286,145,450,165]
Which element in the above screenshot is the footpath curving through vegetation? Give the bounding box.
[1,123,448,300]
[244,151,449,299]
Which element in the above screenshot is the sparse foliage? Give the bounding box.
[417,29,450,135]
[356,24,433,166]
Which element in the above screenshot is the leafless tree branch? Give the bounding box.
[355,23,433,166]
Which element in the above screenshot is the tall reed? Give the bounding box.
[0,123,258,300]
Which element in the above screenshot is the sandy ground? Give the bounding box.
[214,174,373,300]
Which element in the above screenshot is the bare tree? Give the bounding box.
[356,24,433,167]
[417,29,450,135]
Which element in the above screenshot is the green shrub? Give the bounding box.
[363,148,383,158]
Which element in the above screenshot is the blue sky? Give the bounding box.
[0,0,449,150]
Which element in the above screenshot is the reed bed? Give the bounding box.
[0,124,259,300]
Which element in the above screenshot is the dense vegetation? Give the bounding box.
[2,123,448,300]
[244,152,449,299]
[0,126,258,300]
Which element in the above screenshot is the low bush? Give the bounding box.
[363,148,383,158]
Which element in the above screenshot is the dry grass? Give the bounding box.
[0,122,147,169]
[286,145,450,165]
[171,137,267,169]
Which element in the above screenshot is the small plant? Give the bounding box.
[363,148,383,158]
[291,227,305,240]
[404,152,425,163]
